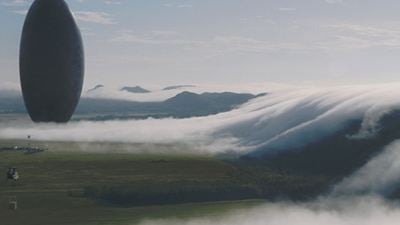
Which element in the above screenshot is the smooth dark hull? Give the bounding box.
[20,0,84,123]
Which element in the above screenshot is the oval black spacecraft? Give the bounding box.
[20,0,84,123]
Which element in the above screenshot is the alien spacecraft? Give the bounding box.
[20,0,84,123]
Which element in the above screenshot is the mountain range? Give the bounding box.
[120,86,151,93]
[0,90,264,120]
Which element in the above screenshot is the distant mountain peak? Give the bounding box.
[120,86,150,94]
[164,91,257,114]
[87,84,104,93]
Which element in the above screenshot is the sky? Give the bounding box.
[2,0,400,89]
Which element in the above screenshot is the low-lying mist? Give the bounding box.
[1,83,400,154]
[138,195,400,225]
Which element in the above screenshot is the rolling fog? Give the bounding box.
[1,83,400,154]
[138,196,400,225]
[3,83,400,224]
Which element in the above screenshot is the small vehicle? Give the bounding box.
[6,167,19,181]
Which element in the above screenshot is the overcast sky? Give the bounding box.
[2,0,400,89]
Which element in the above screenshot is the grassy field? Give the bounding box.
[0,193,262,225]
[0,149,263,225]
[0,139,329,225]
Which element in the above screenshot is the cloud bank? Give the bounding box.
[2,83,400,155]
[138,196,400,225]
[334,140,400,195]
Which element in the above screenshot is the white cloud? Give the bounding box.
[2,0,30,6]
[325,0,343,4]
[104,0,122,5]
[111,22,400,55]
[75,0,122,5]
[164,3,193,8]
[111,30,306,53]
[111,30,200,45]
[210,36,305,53]
[329,24,400,39]
[11,9,27,15]
[322,23,400,49]
[74,11,116,25]
[0,81,20,91]
[334,140,400,195]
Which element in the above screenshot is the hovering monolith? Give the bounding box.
[20,0,84,123]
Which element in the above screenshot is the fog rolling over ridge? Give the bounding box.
[4,83,400,224]
[1,83,400,153]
